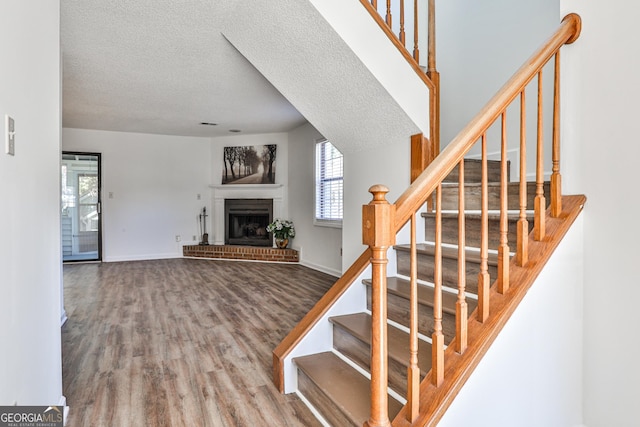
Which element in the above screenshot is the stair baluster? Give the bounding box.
[399,0,405,46]
[427,0,435,72]
[386,0,392,27]
[478,135,490,322]
[498,113,510,294]
[431,184,444,386]
[427,0,440,154]
[406,212,420,422]
[363,185,395,427]
[551,52,562,217]
[456,159,468,353]
[517,90,529,266]
[413,0,420,62]
[535,70,546,241]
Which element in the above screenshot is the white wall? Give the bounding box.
[559,1,640,425]
[438,0,559,143]
[288,123,342,276]
[0,0,64,406]
[62,128,211,261]
[438,0,559,179]
[440,214,584,427]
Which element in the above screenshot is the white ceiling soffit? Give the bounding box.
[217,0,422,154]
[61,0,306,138]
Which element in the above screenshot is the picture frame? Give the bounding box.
[222,144,277,185]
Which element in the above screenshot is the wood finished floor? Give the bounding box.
[62,258,337,426]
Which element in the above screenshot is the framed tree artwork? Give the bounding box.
[222,144,277,185]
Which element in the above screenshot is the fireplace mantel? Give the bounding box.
[210,184,284,246]
[209,184,283,190]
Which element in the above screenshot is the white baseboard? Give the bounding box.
[300,260,341,277]
[103,253,181,262]
[58,395,69,426]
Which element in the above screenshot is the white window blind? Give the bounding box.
[315,140,343,223]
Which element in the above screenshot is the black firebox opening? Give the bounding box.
[224,199,273,247]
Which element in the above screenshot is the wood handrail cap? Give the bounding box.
[562,13,582,44]
[368,184,390,202]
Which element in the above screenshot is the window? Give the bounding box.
[315,139,343,226]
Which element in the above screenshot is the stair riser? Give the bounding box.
[438,181,550,210]
[297,368,356,427]
[333,326,419,396]
[396,251,496,295]
[443,159,508,183]
[423,215,523,250]
[367,288,457,344]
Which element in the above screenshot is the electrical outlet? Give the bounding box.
[197,193,201,200]
[175,235,181,242]
[193,235,197,241]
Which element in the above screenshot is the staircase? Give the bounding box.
[292,160,545,425]
[271,7,583,427]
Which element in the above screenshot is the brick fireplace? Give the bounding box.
[182,244,299,262]
[210,183,284,246]
[183,183,298,263]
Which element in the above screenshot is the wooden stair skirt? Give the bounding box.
[289,158,559,426]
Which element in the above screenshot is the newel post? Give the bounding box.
[363,185,395,427]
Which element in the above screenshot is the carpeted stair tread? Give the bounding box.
[421,211,532,221]
[443,158,507,183]
[395,243,498,266]
[362,277,477,315]
[294,351,402,426]
[330,312,432,374]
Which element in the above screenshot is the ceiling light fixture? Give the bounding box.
[199,122,218,126]
[229,129,241,133]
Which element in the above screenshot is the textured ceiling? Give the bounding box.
[219,0,422,154]
[61,0,306,138]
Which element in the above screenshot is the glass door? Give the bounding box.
[61,152,101,262]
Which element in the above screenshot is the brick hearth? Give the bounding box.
[183,244,299,263]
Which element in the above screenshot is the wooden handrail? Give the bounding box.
[390,13,580,426]
[392,13,580,231]
[361,0,440,155]
[359,0,435,92]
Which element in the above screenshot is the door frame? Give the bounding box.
[62,151,102,262]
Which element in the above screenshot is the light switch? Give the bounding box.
[5,115,15,156]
